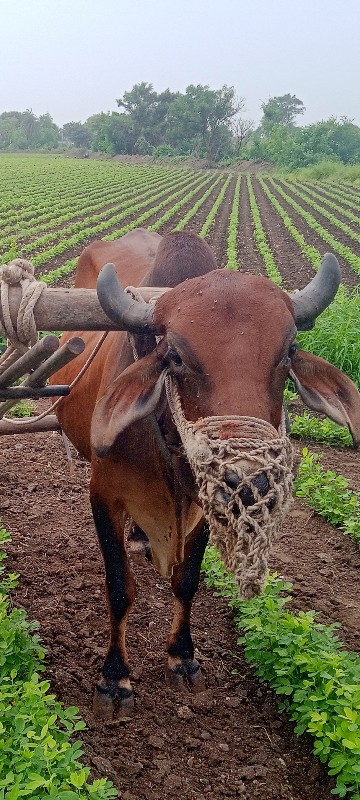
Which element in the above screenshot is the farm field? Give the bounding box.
[0,153,360,800]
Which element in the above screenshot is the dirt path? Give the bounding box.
[0,426,339,800]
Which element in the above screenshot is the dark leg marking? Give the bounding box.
[91,497,135,713]
[167,522,209,692]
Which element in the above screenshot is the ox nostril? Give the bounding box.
[218,471,274,513]
[239,484,256,508]
[239,472,270,509]
[225,468,240,489]
[252,472,270,497]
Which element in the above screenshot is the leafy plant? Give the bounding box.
[295,447,360,542]
[9,399,35,418]
[0,525,118,799]
[226,174,241,269]
[247,175,282,284]
[290,411,353,447]
[203,546,360,798]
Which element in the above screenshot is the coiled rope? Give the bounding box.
[0,259,46,371]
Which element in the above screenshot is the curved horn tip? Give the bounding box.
[96,261,158,335]
[320,253,341,282]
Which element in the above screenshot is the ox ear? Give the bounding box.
[91,351,167,457]
[290,348,360,447]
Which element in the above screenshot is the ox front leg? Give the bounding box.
[166,521,209,694]
[91,495,136,720]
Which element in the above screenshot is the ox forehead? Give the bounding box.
[154,270,295,356]
[153,270,296,418]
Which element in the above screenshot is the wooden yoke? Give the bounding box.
[0,285,169,332]
[0,267,169,435]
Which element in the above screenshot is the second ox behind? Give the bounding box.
[51,228,360,717]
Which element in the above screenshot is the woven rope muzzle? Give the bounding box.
[165,376,294,599]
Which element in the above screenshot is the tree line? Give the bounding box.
[1,84,360,168]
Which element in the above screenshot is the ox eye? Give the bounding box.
[168,348,183,367]
[288,342,297,358]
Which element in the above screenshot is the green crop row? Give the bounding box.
[312,180,360,209]
[247,176,282,285]
[288,182,360,226]
[0,169,190,258]
[295,447,360,543]
[38,172,214,283]
[0,525,117,800]
[0,166,181,246]
[0,155,135,212]
[278,180,360,244]
[147,173,214,232]
[1,170,202,267]
[226,174,241,269]
[267,178,360,276]
[26,172,208,273]
[203,549,360,799]
[258,177,320,271]
[0,163,166,223]
[199,173,232,237]
[174,173,224,231]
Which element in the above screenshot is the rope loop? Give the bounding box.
[0,258,46,370]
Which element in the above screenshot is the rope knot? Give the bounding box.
[0,258,35,286]
[0,258,46,370]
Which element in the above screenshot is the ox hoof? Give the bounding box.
[188,666,206,694]
[93,681,135,721]
[165,659,205,694]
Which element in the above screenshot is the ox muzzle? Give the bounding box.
[165,378,294,599]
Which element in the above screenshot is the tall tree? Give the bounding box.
[62,121,91,149]
[260,94,305,130]
[167,84,240,164]
[116,82,176,147]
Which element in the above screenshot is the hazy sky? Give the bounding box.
[1,0,359,128]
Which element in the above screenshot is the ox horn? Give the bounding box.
[96,263,162,334]
[290,253,341,330]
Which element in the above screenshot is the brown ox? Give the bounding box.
[52,228,360,718]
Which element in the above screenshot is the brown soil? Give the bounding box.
[155,175,230,237]
[236,178,267,276]
[301,183,360,210]
[2,423,351,800]
[204,176,237,266]
[251,178,315,290]
[286,182,360,219]
[262,179,359,290]
[275,179,360,244]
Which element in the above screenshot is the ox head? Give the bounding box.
[93,253,360,460]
